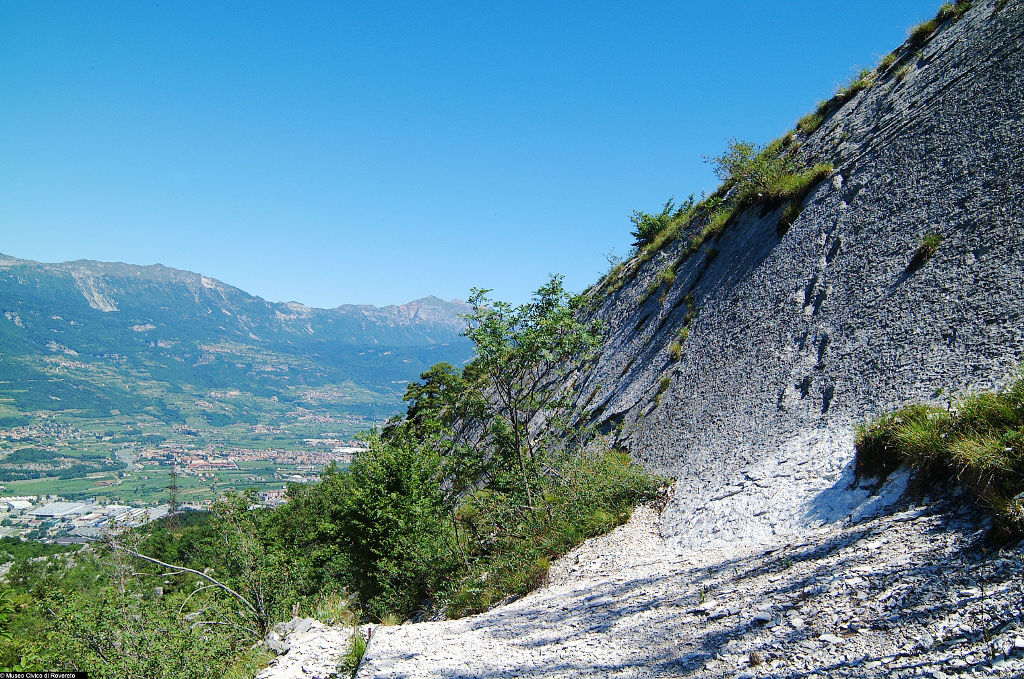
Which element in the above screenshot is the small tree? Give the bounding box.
[463,275,603,503]
[706,138,796,202]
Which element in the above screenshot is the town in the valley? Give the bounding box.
[0,420,366,543]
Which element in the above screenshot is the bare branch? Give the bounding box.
[178,584,220,617]
[190,619,261,637]
[109,544,257,616]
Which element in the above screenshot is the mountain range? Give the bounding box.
[0,252,474,425]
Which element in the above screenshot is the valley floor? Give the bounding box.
[356,501,1024,678]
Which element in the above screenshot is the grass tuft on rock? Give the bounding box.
[797,111,825,135]
[910,1,973,48]
[910,231,944,269]
[855,372,1024,540]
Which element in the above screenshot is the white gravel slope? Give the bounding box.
[357,498,1024,678]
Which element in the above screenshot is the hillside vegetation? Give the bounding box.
[0,276,660,677]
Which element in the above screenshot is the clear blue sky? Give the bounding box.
[2,1,943,307]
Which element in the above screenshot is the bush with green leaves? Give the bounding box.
[855,371,1024,540]
[708,139,799,202]
[463,275,605,503]
[265,275,661,621]
[629,196,694,248]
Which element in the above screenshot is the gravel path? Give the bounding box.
[357,499,1024,678]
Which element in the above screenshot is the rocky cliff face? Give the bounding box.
[564,0,1024,549]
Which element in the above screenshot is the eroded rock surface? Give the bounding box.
[566,0,1024,550]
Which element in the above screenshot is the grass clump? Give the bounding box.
[665,295,698,362]
[909,18,940,46]
[764,163,834,204]
[668,341,682,361]
[338,626,368,676]
[909,1,972,48]
[654,376,672,405]
[772,163,835,236]
[657,267,676,288]
[936,1,973,22]
[797,111,825,135]
[641,266,678,306]
[877,52,898,73]
[910,231,944,269]
[855,372,1024,539]
[834,68,876,106]
[378,612,402,626]
[677,294,698,338]
[639,280,660,306]
[308,590,356,626]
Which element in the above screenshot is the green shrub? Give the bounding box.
[855,371,1024,539]
[269,280,660,622]
[630,196,694,249]
[910,232,944,268]
[629,200,675,248]
[709,139,798,204]
[445,448,661,616]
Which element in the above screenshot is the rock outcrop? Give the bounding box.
[566,0,1024,550]
[257,617,365,679]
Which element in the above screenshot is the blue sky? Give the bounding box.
[2,1,943,307]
